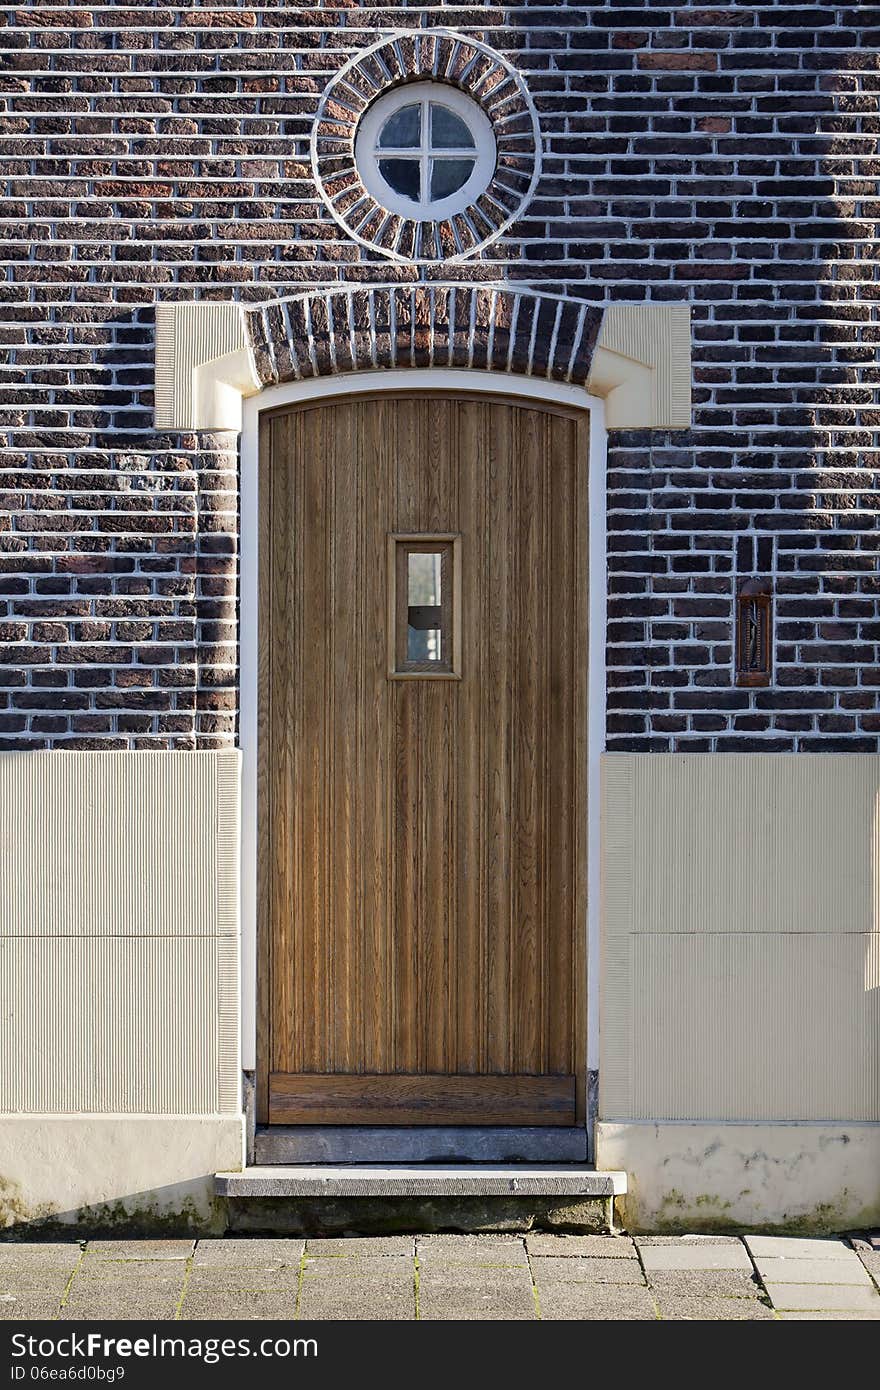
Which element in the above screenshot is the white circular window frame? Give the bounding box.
[355,82,497,223]
[310,28,544,265]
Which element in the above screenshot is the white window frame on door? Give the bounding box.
[238,370,608,1120]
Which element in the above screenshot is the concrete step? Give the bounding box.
[216,1164,625,1199]
[215,1165,626,1235]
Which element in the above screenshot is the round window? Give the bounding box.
[354,82,497,222]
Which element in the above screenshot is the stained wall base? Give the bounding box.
[596,1120,880,1234]
[0,1116,245,1235]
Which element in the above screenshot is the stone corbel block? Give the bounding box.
[586,304,691,429]
[154,302,261,431]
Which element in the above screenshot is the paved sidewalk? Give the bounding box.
[1,1232,878,1321]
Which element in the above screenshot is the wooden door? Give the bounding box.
[258,394,588,1126]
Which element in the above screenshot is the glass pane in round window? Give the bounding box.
[430,105,475,150]
[378,158,421,201]
[429,158,475,201]
[377,103,421,148]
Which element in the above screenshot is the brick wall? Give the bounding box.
[1,3,877,751]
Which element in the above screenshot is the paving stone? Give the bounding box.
[418,1267,536,1321]
[301,1256,413,1280]
[638,1243,752,1272]
[744,1236,853,1261]
[530,1255,645,1285]
[297,1281,415,1320]
[304,1237,414,1258]
[416,1235,528,1266]
[538,1283,657,1321]
[754,1257,871,1286]
[60,1291,180,1320]
[635,1235,744,1245]
[778,1310,880,1320]
[0,1243,81,1265]
[0,1268,76,1296]
[193,1239,304,1267]
[525,1234,636,1259]
[848,1236,874,1253]
[75,1263,187,1290]
[186,1266,300,1294]
[647,1270,762,1297]
[418,1262,533,1287]
[856,1250,880,1283]
[84,1240,194,1262]
[764,1282,880,1312]
[657,1295,775,1321]
[0,1294,63,1320]
[181,1289,297,1321]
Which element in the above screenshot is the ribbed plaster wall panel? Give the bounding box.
[601,753,880,1123]
[631,934,880,1122]
[0,751,239,938]
[0,936,238,1114]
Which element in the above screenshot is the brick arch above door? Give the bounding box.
[249,285,599,388]
[153,287,692,434]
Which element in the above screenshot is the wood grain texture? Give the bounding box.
[269,1073,576,1126]
[259,395,588,1126]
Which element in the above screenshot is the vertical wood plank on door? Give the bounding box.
[393,400,422,1072]
[298,403,330,1073]
[420,396,456,1072]
[330,403,360,1073]
[573,413,591,1120]
[268,412,295,1076]
[511,408,544,1073]
[256,413,273,1123]
[546,413,577,1076]
[361,398,393,1073]
[455,399,486,1074]
[484,401,514,1077]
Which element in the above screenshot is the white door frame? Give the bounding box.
[238,369,607,1120]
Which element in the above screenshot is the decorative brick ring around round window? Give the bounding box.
[311,30,542,265]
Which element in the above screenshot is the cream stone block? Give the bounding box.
[586,304,691,428]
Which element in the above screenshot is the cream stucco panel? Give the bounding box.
[0,750,239,938]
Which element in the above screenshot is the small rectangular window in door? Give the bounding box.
[388,533,461,678]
